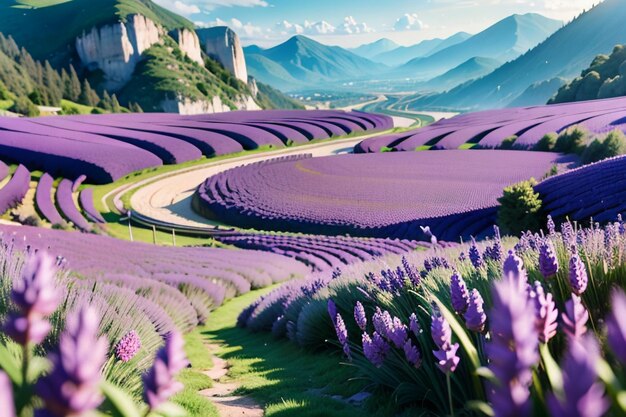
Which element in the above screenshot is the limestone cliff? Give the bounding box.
[161,94,260,115]
[170,28,203,65]
[197,27,248,83]
[75,14,162,90]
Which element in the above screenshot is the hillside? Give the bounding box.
[351,38,398,60]
[408,0,626,110]
[245,35,386,90]
[373,32,470,66]
[424,56,501,91]
[550,44,626,103]
[394,13,562,80]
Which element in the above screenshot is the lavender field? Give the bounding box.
[3,1,626,416]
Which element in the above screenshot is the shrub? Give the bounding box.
[497,178,542,235]
[534,132,557,151]
[554,125,589,154]
[499,135,517,150]
[581,129,626,164]
[10,96,39,116]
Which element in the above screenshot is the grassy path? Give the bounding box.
[190,288,397,417]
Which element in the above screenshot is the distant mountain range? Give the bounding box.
[372,32,471,66]
[403,0,626,110]
[423,57,502,92]
[349,38,398,60]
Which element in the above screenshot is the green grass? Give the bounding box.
[0,99,14,110]
[458,143,478,150]
[61,99,96,114]
[197,288,404,417]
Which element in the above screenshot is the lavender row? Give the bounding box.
[34,173,64,226]
[55,179,92,232]
[0,165,30,215]
[79,188,106,223]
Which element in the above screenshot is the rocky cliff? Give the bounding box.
[75,14,162,90]
[170,28,203,65]
[197,27,248,83]
[161,94,260,115]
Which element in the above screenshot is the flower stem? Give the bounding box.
[22,343,29,385]
[447,373,454,417]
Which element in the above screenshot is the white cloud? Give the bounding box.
[338,16,374,34]
[394,13,424,31]
[201,17,266,39]
[276,19,336,35]
[173,1,201,15]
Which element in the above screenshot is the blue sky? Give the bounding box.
[154,0,599,47]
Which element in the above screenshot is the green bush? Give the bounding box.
[497,178,542,235]
[554,125,589,154]
[534,132,557,151]
[10,96,39,116]
[499,135,517,150]
[581,129,626,164]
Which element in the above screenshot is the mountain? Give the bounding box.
[405,0,626,110]
[350,38,399,60]
[550,44,626,103]
[245,35,386,91]
[0,0,301,113]
[394,14,562,79]
[424,57,501,91]
[508,78,567,107]
[373,32,470,66]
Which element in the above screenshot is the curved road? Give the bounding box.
[124,133,386,231]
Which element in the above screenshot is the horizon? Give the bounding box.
[154,0,600,47]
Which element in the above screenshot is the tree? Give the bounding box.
[98,90,112,110]
[534,133,557,151]
[110,93,121,113]
[67,66,82,102]
[554,125,589,154]
[11,96,40,117]
[497,179,543,235]
[129,102,144,113]
[79,79,99,107]
[581,129,626,164]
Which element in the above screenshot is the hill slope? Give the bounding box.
[410,0,626,110]
[373,32,470,66]
[424,57,501,91]
[245,35,385,90]
[351,38,399,60]
[395,14,562,79]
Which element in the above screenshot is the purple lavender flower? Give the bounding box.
[387,316,408,349]
[115,331,142,363]
[487,272,539,417]
[458,252,467,262]
[37,306,109,416]
[538,240,559,278]
[403,339,421,369]
[372,307,392,339]
[0,371,15,417]
[402,256,420,286]
[464,289,486,333]
[143,331,189,410]
[568,251,588,295]
[333,313,351,359]
[529,281,558,344]
[431,308,460,374]
[607,289,626,363]
[327,299,338,325]
[409,313,420,337]
[502,250,527,283]
[547,215,556,235]
[618,214,625,235]
[562,294,588,339]
[4,251,59,345]
[492,226,503,261]
[469,238,483,268]
[354,302,367,331]
[548,336,608,417]
[450,272,469,315]
[362,332,389,367]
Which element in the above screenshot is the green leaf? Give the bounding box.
[466,400,495,416]
[27,356,50,382]
[475,367,497,384]
[539,343,562,396]
[154,402,188,417]
[101,381,142,417]
[0,343,22,384]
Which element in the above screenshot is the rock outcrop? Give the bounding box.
[248,76,259,97]
[75,14,162,90]
[197,27,248,83]
[170,28,203,65]
[161,94,260,115]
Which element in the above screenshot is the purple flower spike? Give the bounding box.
[327,299,337,325]
[568,252,588,296]
[362,332,389,367]
[37,306,108,416]
[409,313,420,337]
[538,240,559,278]
[450,272,469,315]
[372,308,392,339]
[562,294,588,339]
[607,289,626,363]
[548,336,608,417]
[433,343,460,374]
[430,309,452,350]
[0,371,15,417]
[404,339,421,369]
[387,316,408,349]
[402,256,420,286]
[333,313,351,360]
[354,302,367,331]
[502,250,527,284]
[529,281,558,344]
[143,331,189,410]
[487,273,539,417]
[547,215,556,235]
[469,238,483,269]
[115,331,142,363]
[5,251,59,345]
[464,289,486,333]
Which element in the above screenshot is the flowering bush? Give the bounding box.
[240,220,626,416]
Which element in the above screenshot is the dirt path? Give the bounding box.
[200,344,263,417]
